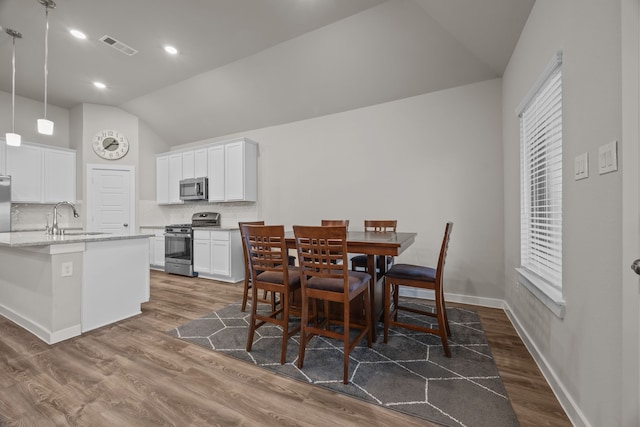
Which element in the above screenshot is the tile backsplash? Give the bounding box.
[11,200,259,232]
[11,202,84,231]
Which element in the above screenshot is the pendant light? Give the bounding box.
[5,28,22,147]
[37,0,56,136]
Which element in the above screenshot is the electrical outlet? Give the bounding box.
[61,262,73,277]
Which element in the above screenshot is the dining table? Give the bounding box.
[284,230,417,341]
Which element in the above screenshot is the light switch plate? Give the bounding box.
[599,140,618,175]
[575,152,589,180]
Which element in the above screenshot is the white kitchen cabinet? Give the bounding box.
[225,139,257,202]
[193,233,212,274]
[182,149,207,180]
[6,142,76,203]
[168,154,183,204]
[194,148,208,178]
[156,153,183,205]
[156,155,169,204]
[156,137,258,205]
[192,229,243,282]
[147,228,165,268]
[0,140,6,175]
[207,145,225,202]
[182,151,195,179]
[43,149,76,203]
[7,144,42,202]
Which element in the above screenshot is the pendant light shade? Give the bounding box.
[37,119,54,135]
[5,28,22,147]
[37,0,56,136]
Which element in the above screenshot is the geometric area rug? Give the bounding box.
[169,300,519,427]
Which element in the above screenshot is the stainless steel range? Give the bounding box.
[164,212,220,277]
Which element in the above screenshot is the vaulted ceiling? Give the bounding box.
[0,0,534,145]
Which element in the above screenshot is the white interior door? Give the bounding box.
[87,165,135,235]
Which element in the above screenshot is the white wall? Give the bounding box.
[502,1,623,425]
[0,90,69,149]
[175,79,505,301]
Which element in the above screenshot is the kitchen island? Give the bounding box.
[0,231,152,344]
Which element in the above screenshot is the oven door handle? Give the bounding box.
[164,232,192,237]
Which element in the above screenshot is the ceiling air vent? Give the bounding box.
[99,35,138,56]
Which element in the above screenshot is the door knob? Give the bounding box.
[631,259,640,275]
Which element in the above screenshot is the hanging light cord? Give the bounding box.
[6,28,22,134]
[11,34,16,133]
[43,5,50,120]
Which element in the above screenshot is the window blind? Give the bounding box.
[519,58,563,290]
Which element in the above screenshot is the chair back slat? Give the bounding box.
[239,221,265,275]
[294,225,349,282]
[240,224,289,284]
[364,220,397,232]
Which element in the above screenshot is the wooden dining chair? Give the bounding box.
[241,224,302,364]
[293,225,372,384]
[383,222,453,357]
[321,219,350,228]
[351,220,397,272]
[239,221,274,312]
[239,221,296,312]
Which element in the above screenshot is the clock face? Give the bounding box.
[93,129,129,160]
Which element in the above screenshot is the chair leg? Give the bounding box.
[383,278,391,343]
[364,288,372,347]
[280,290,288,365]
[392,283,399,322]
[241,277,250,312]
[442,296,452,337]
[435,289,451,357]
[246,285,259,352]
[343,302,350,384]
[297,294,309,369]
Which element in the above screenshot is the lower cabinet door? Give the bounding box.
[211,240,230,276]
[153,237,165,267]
[194,239,212,274]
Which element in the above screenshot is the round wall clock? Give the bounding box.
[92,129,130,160]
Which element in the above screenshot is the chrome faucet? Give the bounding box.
[49,201,79,235]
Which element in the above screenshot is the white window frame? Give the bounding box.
[516,51,566,319]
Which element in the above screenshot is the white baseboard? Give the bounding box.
[399,288,505,309]
[503,302,589,427]
[0,303,81,344]
[402,291,587,427]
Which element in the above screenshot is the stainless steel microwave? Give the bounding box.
[179,177,208,201]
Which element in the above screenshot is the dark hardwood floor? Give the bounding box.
[0,270,572,426]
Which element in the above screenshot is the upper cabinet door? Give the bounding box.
[207,145,225,202]
[225,140,257,202]
[168,153,183,204]
[182,151,195,180]
[43,149,76,203]
[194,148,208,178]
[156,155,169,204]
[7,144,43,202]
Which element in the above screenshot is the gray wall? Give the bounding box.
[178,79,505,303]
[502,0,622,425]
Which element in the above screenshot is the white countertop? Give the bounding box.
[0,231,154,247]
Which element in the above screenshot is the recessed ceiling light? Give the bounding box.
[93,81,107,89]
[164,45,178,55]
[70,29,87,40]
